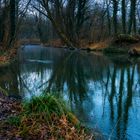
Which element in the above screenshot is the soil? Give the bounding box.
[0,93,21,121]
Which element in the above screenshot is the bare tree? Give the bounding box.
[112,0,118,35]
[10,0,16,43]
[122,0,126,33]
[128,0,137,34]
[106,0,111,35]
[33,0,89,47]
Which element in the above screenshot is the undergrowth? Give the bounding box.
[0,94,93,140]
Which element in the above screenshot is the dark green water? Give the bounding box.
[0,45,140,140]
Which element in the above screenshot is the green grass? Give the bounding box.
[0,86,8,96]
[23,94,67,115]
[7,116,21,127]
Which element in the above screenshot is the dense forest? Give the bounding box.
[0,0,140,48]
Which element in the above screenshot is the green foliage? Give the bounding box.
[23,94,67,117]
[0,86,8,96]
[7,116,21,127]
[22,94,80,125]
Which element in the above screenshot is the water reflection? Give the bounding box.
[0,45,140,140]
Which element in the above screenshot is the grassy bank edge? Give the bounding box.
[0,94,94,140]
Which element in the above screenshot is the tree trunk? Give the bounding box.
[133,0,137,34]
[122,0,126,34]
[113,0,118,35]
[106,1,111,35]
[0,11,2,42]
[10,0,16,43]
[128,0,137,34]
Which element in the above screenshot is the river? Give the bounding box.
[0,45,140,140]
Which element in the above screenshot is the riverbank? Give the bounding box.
[2,34,139,66]
[0,93,93,140]
[89,35,140,56]
[0,92,21,121]
[21,35,140,56]
[0,45,18,67]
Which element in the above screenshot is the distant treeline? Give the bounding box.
[0,0,140,48]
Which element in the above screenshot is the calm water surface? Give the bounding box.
[0,45,140,140]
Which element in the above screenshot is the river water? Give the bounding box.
[0,45,140,140]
